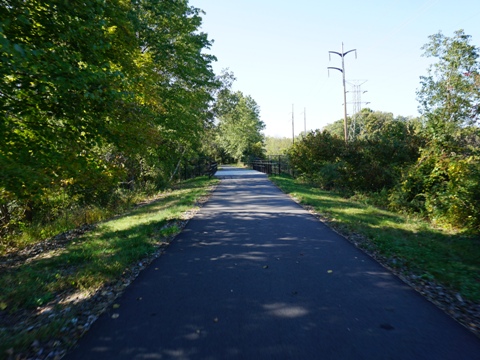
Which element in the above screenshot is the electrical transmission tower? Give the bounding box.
[346,80,369,140]
[328,43,357,143]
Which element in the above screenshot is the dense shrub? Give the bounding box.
[289,117,420,194]
[390,149,480,232]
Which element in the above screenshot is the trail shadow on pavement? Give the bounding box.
[66,171,480,360]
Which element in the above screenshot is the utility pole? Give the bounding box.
[292,104,295,144]
[299,107,307,137]
[304,107,306,136]
[328,43,357,143]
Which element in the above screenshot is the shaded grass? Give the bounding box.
[0,176,218,355]
[270,175,480,302]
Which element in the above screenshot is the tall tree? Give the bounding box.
[0,0,219,228]
[390,30,480,232]
[120,0,219,182]
[216,90,265,162]
[0,0,138,203]
[264,136,293,156]
[417,29,480,145]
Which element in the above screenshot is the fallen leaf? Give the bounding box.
[213,317,219,323]
[111,313,120,319]
[263,265,269,269]
[380,323,395,331]
[0,302,7,310]
[327,270,333,274]
[112,304,120,309]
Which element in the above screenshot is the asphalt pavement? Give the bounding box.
[66,166,480,360]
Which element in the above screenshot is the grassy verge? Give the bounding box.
[270,175,480,302]
[0,176,218,356]
[1,186,159,255]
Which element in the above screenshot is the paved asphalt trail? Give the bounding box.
[67,167,480,360]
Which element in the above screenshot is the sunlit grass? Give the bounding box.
[270,175,480,302]
[1,189,153,254]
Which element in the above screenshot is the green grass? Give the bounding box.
[1,188,153,255]
[270,175,480,302]
[0,176,218,355]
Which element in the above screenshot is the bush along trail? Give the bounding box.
[0,176,218,359]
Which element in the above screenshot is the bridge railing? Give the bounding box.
[248,155,294,177]
[178,157,217,181]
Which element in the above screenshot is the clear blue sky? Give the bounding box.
[193,0,480,138]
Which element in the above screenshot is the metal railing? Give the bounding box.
[248,155,294,176]
[179,157,217,181]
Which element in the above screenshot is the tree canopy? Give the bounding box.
[0,0,221,236]
[393,29,480,231]
[214,89,265,162]
[418,30,480,135]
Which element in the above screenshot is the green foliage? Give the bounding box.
[288,130,344,189]
[264,136,293,156]
[389,30,480,232]
[390,149,480,232]
[0,0,220,242]
[289,116,420,193]
[417,30,480,136]
[215,89,265,162]
[322,117,345,138]
[0,0,141,197]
